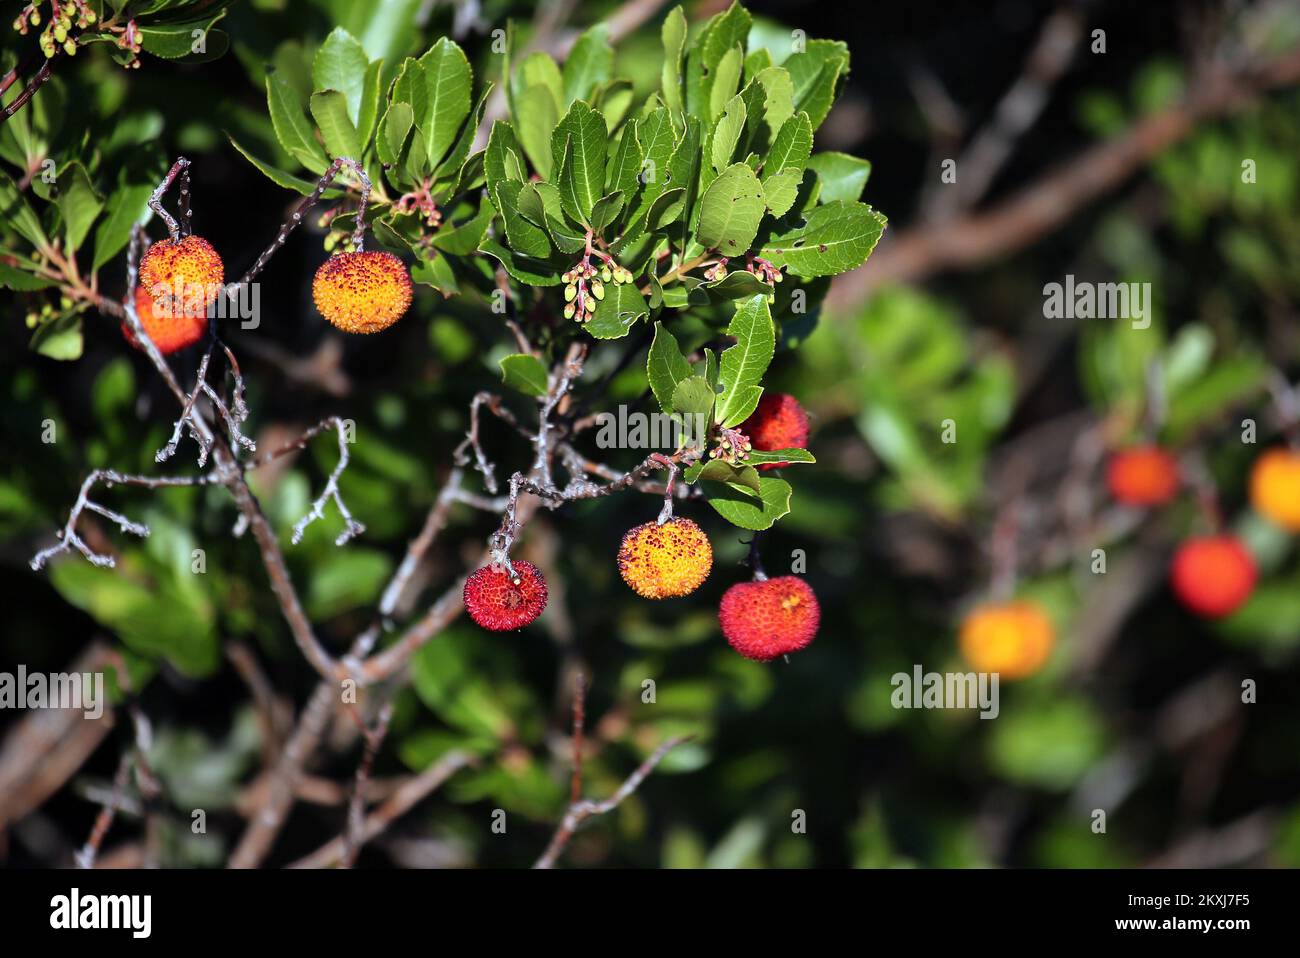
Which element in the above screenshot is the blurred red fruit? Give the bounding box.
[740,393,809,469]
[1106,445,1180,507]
[1170,536,1256,618]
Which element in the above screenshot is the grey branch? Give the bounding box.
[30,469,212,571]
[289,417,366,547]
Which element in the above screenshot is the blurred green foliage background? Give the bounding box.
[3,0,1300,868]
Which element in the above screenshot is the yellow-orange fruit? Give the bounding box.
[617,517,713,599]
[312,250,413,333]
[1105,445,1180,507]
[121,285,207,355]
[1249,447,1300,532]
[138,235,224,316]
[958,600,1054,680]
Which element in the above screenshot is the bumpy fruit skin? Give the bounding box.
[121,286,208,355]
[1170,536,1257,618]
[1105,445,1180,506]
[1249,448,1300,532]
[719,576,820,661]
[959,600,1054,680]
[740,393,809,469]
[139,235,224,315]
[312,250,413,333]
[463,560,549,631]
[617,517,712,599]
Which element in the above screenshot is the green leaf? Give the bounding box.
[708,46,744,121]
[310,90,364,161]
[228,135,342,195]
[378,101,414,169]
[357,59,384,146]
[313,27,370,125]
[31,312,83,360]
[648,321,693,414]
[267,75,329,172]
[0,171,48,247]
[763,168,801,217]
[138,12,230,63]
[744,448,815,465]
[390,57,429,124]
[753,67,795,143]
[702,3,753,67]
[89,180,148,270]
[527,182,587,254]
[50,560,218,677]
[497,182,554,259]
[764,112,812,180]
[704,475,791,530]
[617,108,676,248]
[661,6,688,115]
[418,37,473,168]
[716,294,775,427]
[646,187,686,229]
[590,190,624,233]
[411,631,515,740]
[786,41,849,130]
[562,25,613,105]
[711,95,747,173]
[701,270,771,299]
[759,200,887,277]
[485,120,525,202]
[515,85,560,179]
[696,162,766,254]
[586,282,648,339]
[551,101,608,225]
[0,262,55,290]
[435,82,491,183]
[56,162,103,250]
[671,375,716,422]
[499,353,549,397]
[479,236,563,286]
[685,459,761,494]
[512,51,564,114]
[806,151,872,203]
[605,118,644,199]
[428,196,495,255]
[306,548,392,619]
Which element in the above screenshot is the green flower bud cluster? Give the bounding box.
[561,257,633,322]
[24,295,73,329]
[16,1,96,58]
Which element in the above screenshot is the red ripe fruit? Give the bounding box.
[121,285,208,355]
[1106,445,1180,507]
[1170,536,1257,618]
[463,560,549,631]
[719,575,820,662]
[739,393,809,469]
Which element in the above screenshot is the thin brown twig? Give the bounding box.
[569,673,588,804]
[287,750,471,869]
[534,734,692,869]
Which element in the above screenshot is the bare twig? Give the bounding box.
[288,750,471,869]
[339,702,395,868]
[534,734,692,869]
[30,469,212,570]
[287,417,366,547]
